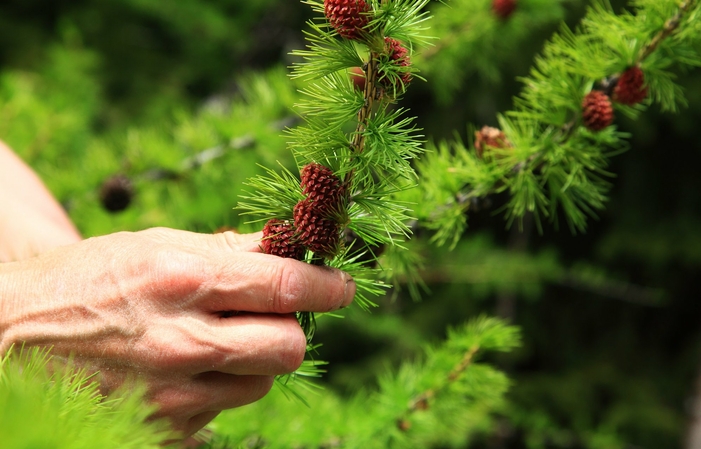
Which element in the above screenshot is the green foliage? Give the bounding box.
[207,316,521,448]
[1,0,700,447]
[418,0,572,103]
[0,347,173,448]
[415,0,701,245]
[238,0,432,309]
[1,52,299,236]
[0,0,283,120]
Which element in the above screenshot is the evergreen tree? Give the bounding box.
[1,0,701,447]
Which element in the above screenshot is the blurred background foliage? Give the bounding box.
[1,0,700,447]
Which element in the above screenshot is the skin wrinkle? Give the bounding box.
[273,259,306,314]
[198,255,245,314]
[199,253,276,314]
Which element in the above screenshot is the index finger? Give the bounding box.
[200,252,356,314]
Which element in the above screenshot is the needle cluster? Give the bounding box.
[239,0,432,314]
[413,0,701,246]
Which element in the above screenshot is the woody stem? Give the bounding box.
[637,0,695,64]
[406,344,480,414]
[352,53,380,154]
[345,51,381,186]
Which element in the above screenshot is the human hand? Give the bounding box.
[0,227,355,439]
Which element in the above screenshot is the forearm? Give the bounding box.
[0,140,81,261]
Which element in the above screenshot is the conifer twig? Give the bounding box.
[637,0,696,64]
[500,0,696,191]
[403,344,480,420]
[351,54,381,155]
[427,0,697,241]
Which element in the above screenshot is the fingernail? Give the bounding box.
[342,273,356,307]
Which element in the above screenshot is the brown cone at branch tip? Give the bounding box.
[582,90,614,132]
[474,126,512,159]
[493,0,517,20]
[262,219,306,260]
[99,174,134,213]
[613,66,648,106]
[324,0,371,40]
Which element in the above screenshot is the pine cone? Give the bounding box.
[300,163,345,213]
[493,0,517,20]
[380,37,412,90]
[324,0,370,40]
[613,66,648,105]
[262,219,306,260]
[293,199,341,257]
[99,174,134,213]
[474,126,511,158]
[582,90,614,131]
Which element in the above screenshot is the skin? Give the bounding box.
[0,141,356,440]
[0,140,82,262]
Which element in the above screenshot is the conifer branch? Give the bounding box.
[508,0,698,202]
[405,344,480,417]
[637,0,696,64]
[350,54,380,155]
[237,1,432,385]
[415,0,701,243]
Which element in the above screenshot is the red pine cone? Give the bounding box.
[380,37,412,90]
[262,219,306,260]
[293,199,341,257]
[493,0,517,20]
[474,126,511,158]
[582,90,614,132]
[613,66,648,105]
[300,163,346,213]
[324,0,370,40]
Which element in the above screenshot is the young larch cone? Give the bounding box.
[262,219,306,260]
[324,0,370,40]
[300,163,346,213]
[582,90,614,131]
[613,66,648,105]
[381,37,412,90]
[474,126,511,158]
[492,0,517,20]
[293,199,341,257]
[99,174,134,213]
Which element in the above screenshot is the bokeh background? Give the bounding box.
[1,0,700,447]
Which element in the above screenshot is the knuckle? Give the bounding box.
[272,260,306,313]
[151,248,206,295]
